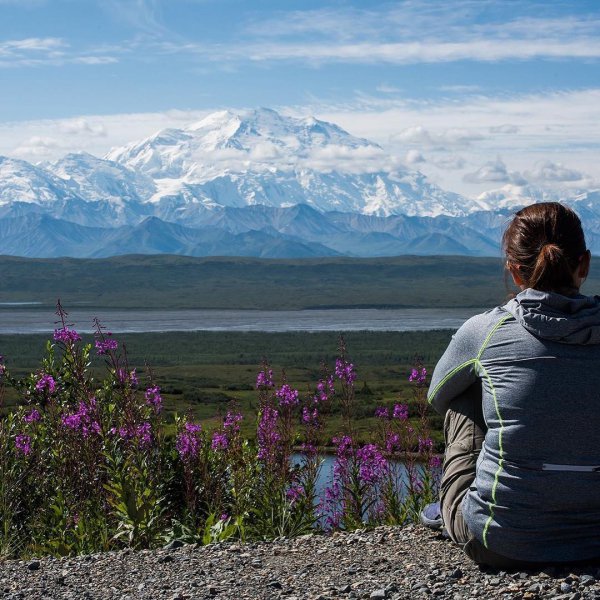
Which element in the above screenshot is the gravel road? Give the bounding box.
[2,525,600,599]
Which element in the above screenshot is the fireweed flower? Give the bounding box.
[61,398,100,437]
[257,405,280,462]
[276,384,299,407]
[24,409,41,423]
[392,404,409,420]
[223,411,243,432]
[385,432,401,453]
[335,358,356,385]
[176,422,202,460]
[53,327,81,344]
[418,436,434,454]
[95,338,118,355]
[286,484,304,504]
[117,369,138,387]
[144,386,162,413]
[314,376,335,403]
[135,422,152,447]
[356,444,388,485]
[15,434,32,456]
[374,406,389,419]
[429,455,442,469]
[256,368,274,389]
[35,373,56,394]
[409,367,427,385]
[302,406,319,427]
[211,431,229,451]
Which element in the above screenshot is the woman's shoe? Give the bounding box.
[420,501,443,529]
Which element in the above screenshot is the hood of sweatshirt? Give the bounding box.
[504,288,600,344]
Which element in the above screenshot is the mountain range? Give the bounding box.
[0,108,598,258]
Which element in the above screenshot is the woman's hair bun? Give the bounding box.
[502,202,586,292]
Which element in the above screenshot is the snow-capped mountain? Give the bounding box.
[0,107,598,258]
[105,108,486,217]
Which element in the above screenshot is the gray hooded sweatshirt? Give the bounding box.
[428,288,600,562]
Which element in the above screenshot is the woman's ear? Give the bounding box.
[578,250,591,279]
[508,262,525,288]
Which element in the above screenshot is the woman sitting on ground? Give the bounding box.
[427,202,600,568]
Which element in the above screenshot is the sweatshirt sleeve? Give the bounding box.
[427,314,485,416]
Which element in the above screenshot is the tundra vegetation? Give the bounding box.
[0,304,442,559]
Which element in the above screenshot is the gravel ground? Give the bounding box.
[2,525,600,600]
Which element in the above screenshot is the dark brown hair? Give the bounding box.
[502,202,587,292]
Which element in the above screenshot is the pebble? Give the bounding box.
[1,527,600,599]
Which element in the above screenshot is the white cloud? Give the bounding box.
[394,126,484,148]
[59,118,107,137]
[523,160,587,184]
[405,149,425,165]
[463,158,526,185]
[0,36,121,68]
[13,136,60,158]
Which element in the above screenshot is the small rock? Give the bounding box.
[267,580,283,590]
[560,582,573,593]
[450,568,463,579]
[27,561,40,571]
[164,539,184,550]
[369,590,387,600]
[580,574,595,586]
[157,554,173,564]
[339,585,352,594]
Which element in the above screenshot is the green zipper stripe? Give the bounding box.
[427,358,477,404]
[428,313,511,405]
[479,362,503,548]
[477,314,512,359]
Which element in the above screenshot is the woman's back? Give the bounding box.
[432,290,600,562]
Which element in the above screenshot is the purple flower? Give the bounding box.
[276,384,299,407]
[144,386,162,414]
[335,358,356,385]
[135,422,152,447]
[393,403,409,420]
[286,484,304,504]
[257,405,280,462]
[24,409,41,423]
[409,367,427,385]
[332,434,353,458]
[375,406,389,419]
[429,455,442,469]
[314,376,335,403]
[53,327,81,344]
[176,422,201,459]
[385,432,401,452]
[211,431,229,451]
[356,444,388,485]
[223,411,243,431]
[302,406,319,427]
[256,368,274,389]
[61,398,100,437]
[35,373,56,394]
[15,434,31,456]
[95,338,118,355]
[220,513,229,522]
[418,436,434,454]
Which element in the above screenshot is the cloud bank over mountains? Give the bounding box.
[0,107,599,259]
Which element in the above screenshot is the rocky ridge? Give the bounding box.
[2,526,600,599]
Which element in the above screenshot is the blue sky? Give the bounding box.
[1,0,600,197]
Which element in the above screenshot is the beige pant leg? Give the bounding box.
[439,383,486,545]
